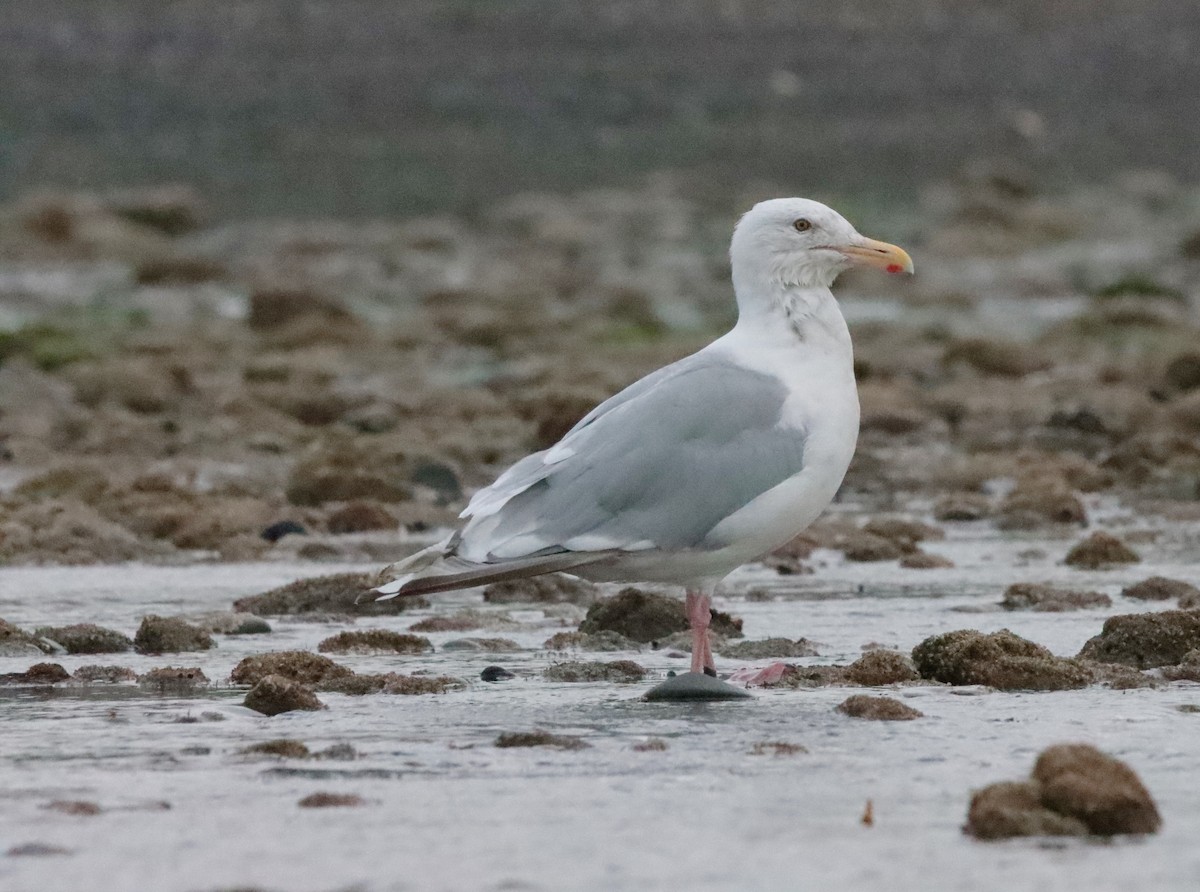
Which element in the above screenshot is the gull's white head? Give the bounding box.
[730,197,913,292]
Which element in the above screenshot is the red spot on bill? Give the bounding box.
[886,263,904,274]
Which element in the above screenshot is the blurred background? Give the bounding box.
[1,0,1200,566]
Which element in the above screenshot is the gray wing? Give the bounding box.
[461,353,807,559]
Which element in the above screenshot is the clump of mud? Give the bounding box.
[1000,583,1111,612]
[966,743,1161,839]
[133,616,214,654]
[1063,532,1140,568]
[35,623,132,654]
[316,630,433,655]
[231,651,353,686]
[233,572,425,616]
[542,660,646,683]
[845,649,920,686]
[495,730,589,750]
[244,675,324,715]
[441,637,521,652]
[1077,610,1200,668]
[836,694,923,720]
[912,629,1092,690]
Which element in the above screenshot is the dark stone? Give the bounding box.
[720,637,819,659]
[643,671,752,701]
[578,588,688,643]
[261,520,306,542]
[966,781,1089,840]
[233,572,424,616]
[481,665,515,682]
[138,666,209,692]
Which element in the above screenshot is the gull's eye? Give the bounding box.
[792,218,812,233]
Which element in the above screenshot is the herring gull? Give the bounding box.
[375,197,912,687]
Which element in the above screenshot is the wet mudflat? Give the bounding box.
[2,521,1199,892]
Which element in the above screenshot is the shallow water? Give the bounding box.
[2,524,1200,892]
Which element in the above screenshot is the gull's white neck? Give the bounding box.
[728,271,853,357]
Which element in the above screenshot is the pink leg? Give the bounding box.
[685,589,716,676]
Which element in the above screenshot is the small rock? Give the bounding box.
[578,588,741,643]
[840,531,904,562]
[261,520,306,542]
[542,630,639,651]
[912,629,1092,690]
[998,487,1087,528]
[933,492,993,521]
[233,572,423,616]
[44,800,102,816]
[845,650,920,686]
[7,842,72,857]
[326,501,396,534]
[133,616,214,654]
[577,588,687,642]
[380,674,463,695]
[1032,743,1161,835]
[632,739,669,752]
[900,550,955,569]
[73,665,136,683]
[760,665,849,689]
[138,667,209,693]
[1122,576,1200,603]
[244,675,323,716]
[966,781,1089,840]
[316,630,433,655]
[231,651,354,687]
[1162,650,1200,682]
[483,573,600,604]
[494,730,589,750]
[836,694,923,720]
[315,743,358,761]
[749,741,808,756]
[862,517,945,550]
[481,665,515,682]
[441,637,521,652]
[298,792,364,808]
[34,623,131,654]
[1001,583,1112,612]
[1064,532,1140,568]
[407,613,485,633]
[543,660,646,683]
[3,663,71,685]
[182,612,272,635]
[1077,610,1200,668]
[719,638,819,659]
[0,618,53,657]
[1163,352,1200,393]
[242,739,310,758]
